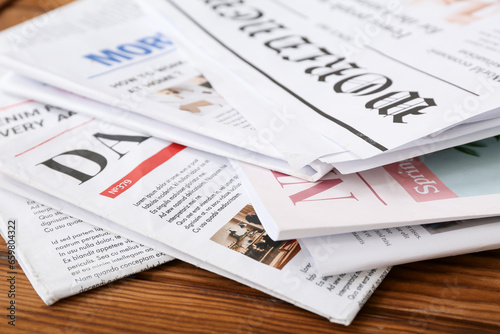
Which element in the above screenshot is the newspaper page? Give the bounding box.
[286,0,500,124]
[235,135,500,239]
[0,0,342,170]
[144,0,500,174]
[299,216,500,276]
[3,70,497,177]
[145,0,500,160]
[0,188,172,305]
[0,116,389,325]
[0,172,392,326]
[0,72,332,181]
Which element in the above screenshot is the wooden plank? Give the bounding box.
[1,237,500,333]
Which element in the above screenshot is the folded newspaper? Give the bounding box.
[0,115,389,325]
[285,0,500,103]
[145,0,500,167]
[0,73,331,181]
[0,188,173,305]
[284,0,500,172]
[4,0,500,175]
[0,92,173,304]
[7,72,500,176]
[299,217,500,276]
[0,0,338,177]
[235,135,500,239]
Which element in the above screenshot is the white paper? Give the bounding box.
[235,135,500,239]
[140,1,346,168]
[0,0,344,170]
[299,217,500,276]
[327,116,500,173]
[0,116,389,325]
[288,0,500,132]
[0,188,172,305]
[0,92,172,304]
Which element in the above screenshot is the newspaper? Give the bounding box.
[0,0,342,171]
[299,217,500,276]
[0,72,332,181]
[0,116,389,325]
[144,0,500,174]
[146,0,500,161]
[286,0,500,127]
[235,135,500,239]
[0,188,172,305]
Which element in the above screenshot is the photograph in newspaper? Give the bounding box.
[210,205,301,270]
[0,116,389,325]
[235,135,500,240]
[299,216,500,276]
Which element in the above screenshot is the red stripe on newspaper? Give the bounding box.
[356,173,387,205]
[15,118,96,157]
[383,157,458,202]
[100,143,186,199]
[0,100,34,112]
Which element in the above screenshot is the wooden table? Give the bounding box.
[1,1,500,333]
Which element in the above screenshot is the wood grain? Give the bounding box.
[1,1,500,333]
[1,237,500,333]
[0,0,74,31]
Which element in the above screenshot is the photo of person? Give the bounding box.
[210,205,301,270]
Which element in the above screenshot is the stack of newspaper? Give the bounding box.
[1,0,500,326]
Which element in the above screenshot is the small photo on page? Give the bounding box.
[210,205,301,270]
[150,75,225,113]
[422,218,498,234]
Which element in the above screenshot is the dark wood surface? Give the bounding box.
[1,1,500,333]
